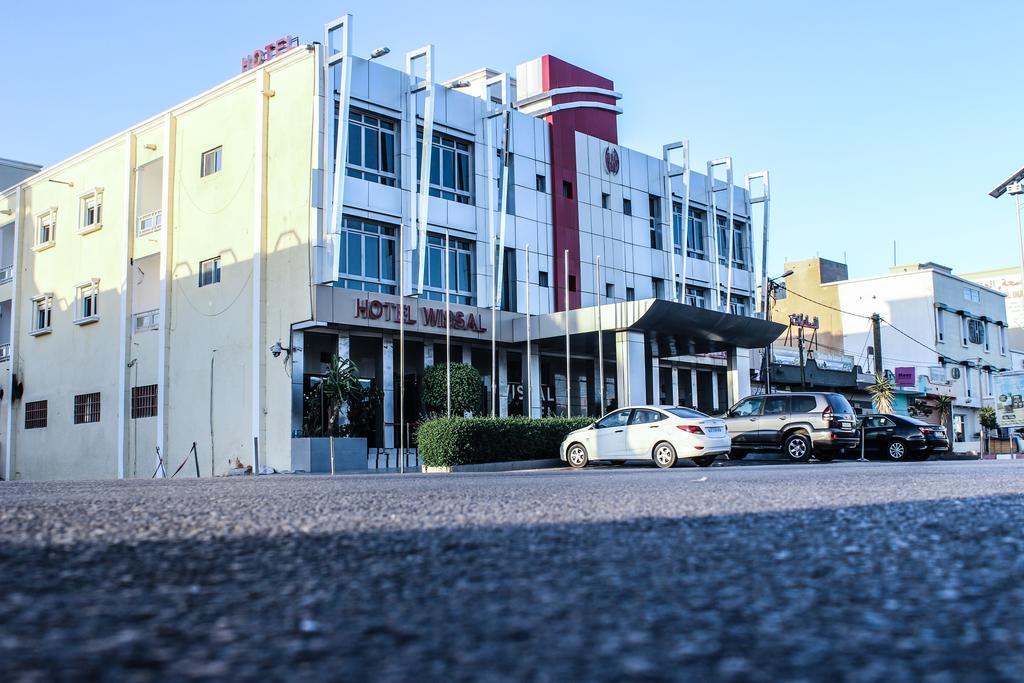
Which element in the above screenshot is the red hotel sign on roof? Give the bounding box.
[241,36,300,73]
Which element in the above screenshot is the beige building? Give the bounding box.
[0,16,785,480]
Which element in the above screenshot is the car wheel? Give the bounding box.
[693,454,718,467]
[884,439,909,462]
[783,433,812,462]
[729,450,748,461]
[566,443,589,469]
[652,441,678,469]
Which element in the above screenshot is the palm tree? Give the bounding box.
[867,373,895,414]
[304,355,361,437]
[934,394,954,444]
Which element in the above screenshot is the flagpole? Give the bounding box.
[525,244,532,418]
[445,230,451,418]
[596,255,604,417]
[564,249,571,418]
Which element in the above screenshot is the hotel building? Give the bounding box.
[0,15,782,479]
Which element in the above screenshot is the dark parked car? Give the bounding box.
[859,414,949,461]
[722,392,859,462]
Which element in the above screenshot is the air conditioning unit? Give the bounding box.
[950,367,962,380]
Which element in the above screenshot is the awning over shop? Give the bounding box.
[514,298,786,355]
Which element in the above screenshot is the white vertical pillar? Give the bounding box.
[650,357,661,404]
[251,68,270,474]
[615,330,646,408]
[690,370,699,411]
[670,364,680,406]
[528,346,542,418]
[711,371,720,413]
[726,348,751,409]
[156,113,176,478]
[116,132,136,480]
[498,348,509,417]
[424,340,434,368]
[3,186,22,482]
[382,335,395,449]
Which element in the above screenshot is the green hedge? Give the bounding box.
[418,416,595,467]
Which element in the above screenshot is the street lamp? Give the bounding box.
[369,47,390,59]
[763,269,794,394]
[989,169,1024,322]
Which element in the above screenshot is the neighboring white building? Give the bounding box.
[831,263,1010,452]
[0,158,41,193]
[962,266,1024,349]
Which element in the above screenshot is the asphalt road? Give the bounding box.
[2,460,1024,682]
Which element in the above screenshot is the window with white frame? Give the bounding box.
[419,233,474,305]
[935,307,945,343]
[685,285,708,309]
[134,309,159,332]
[983,321,990,352]
[35,210,56,249]
[960,314,969,347]
[200,146,222,178]
[1000,325,1008,355]
[31,294,53,335]
[75,280,99,324]
[963,286,981,303]
[346,110,397,186]
[137,210,161,236]
[649,195,663,250]
[732,221,748,269]
[416,131,472,204]
[199,257,221,287]
[729,295,749,316]
[338,217,397,293]
[686,208,705,258]
[967,318,985,346]
[79,191,103,233]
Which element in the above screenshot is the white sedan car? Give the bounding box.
[560,406,731,469]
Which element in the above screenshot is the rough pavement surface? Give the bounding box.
[2,460,1024,681]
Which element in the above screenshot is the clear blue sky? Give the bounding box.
[5,0,1023,279]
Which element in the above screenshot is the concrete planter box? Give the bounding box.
[423,458,563,474]
[291,438,368,473]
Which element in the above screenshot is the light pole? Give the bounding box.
[763,269,794,394]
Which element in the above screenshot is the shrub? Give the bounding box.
[418,416,595,467]
[422,363,483,416]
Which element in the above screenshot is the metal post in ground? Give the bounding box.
[857,422,868,462]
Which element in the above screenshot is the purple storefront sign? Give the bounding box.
[895,367,916,387]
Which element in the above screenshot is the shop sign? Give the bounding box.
[771,347,802,366]
[894,366,916,387]
[354,298,488,333]
[994,371,1024,428]
[241,36,300,73]
[815,352,853,372]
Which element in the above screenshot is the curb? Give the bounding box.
[979,453,1024,460]
[423,458,564,474]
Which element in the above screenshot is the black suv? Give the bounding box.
[723,392,860,462]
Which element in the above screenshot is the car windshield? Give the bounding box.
[666,407,706,419]
[827,394,855,414]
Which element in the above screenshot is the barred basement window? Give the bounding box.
[25,400,47,429]
[74,392,101,424]
[132,385,158,419]
[200,146,222,177]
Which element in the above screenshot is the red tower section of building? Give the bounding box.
[541,55,619,311]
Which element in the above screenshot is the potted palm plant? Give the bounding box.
[867,373,895,414]
[294,355,370,473]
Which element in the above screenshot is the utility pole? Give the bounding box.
[871,313,883,377]
[797,326,807,390]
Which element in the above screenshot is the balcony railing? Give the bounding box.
[137,210,162,236]
[0,265,12,284]
[0,344,11,362]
